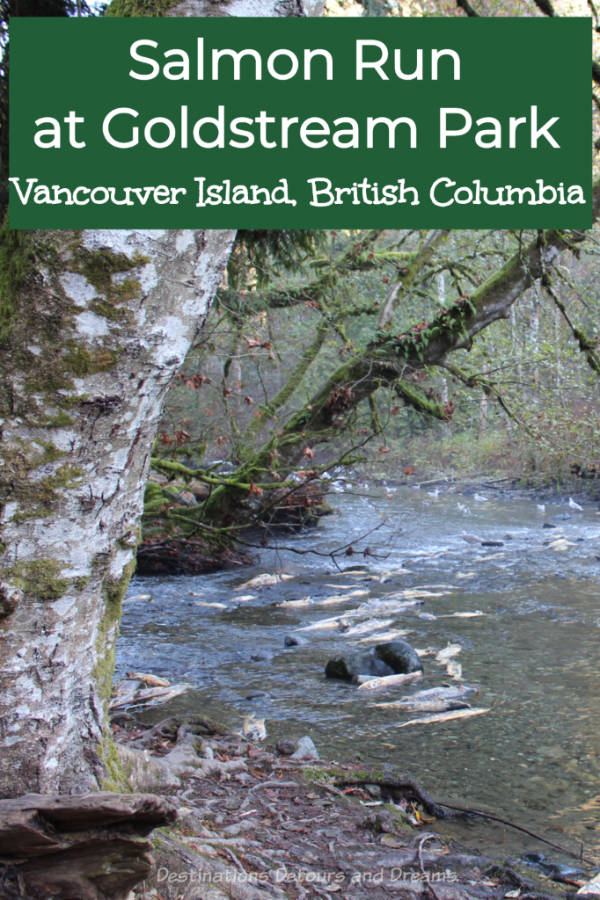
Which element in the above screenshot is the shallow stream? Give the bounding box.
[116,481,600,869]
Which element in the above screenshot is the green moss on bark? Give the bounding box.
[64,343,120,376]
[0,227,35,343]
[96,553,138,791]
[40,411,76,428]
[67,247,147,325]
[0,232,149,429]
[7,462,84,522]
[7,559,69,600]
[99,735,131,792]
[106,0,181,15]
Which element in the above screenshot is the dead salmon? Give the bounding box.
[395,707,490,728]
[375,684,478,706]
[375,698,471,713]
[357,671,423,691]
[435,643,462,664]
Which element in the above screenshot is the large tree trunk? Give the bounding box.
[0,228,235,795]
[0,0,322,801]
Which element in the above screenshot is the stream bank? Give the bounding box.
[116,713,596,900]
[117,478,600,883]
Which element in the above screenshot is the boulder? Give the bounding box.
[276,739,297,756]
[375,640,423,674]
[291,736,319,760]
[325,652,394,683]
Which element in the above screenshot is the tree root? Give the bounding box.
[334,777,455,820]
[482,864,564,900]
[334,777,595,864]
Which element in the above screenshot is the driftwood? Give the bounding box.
[0,792,177,899]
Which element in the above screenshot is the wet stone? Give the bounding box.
[374,639,423,674]
[284,634,306,647]
[276,739,297,756]
[325,652,394,683]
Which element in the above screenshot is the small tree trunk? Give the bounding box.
[530,290,541,387]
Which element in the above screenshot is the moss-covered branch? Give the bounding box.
[378,230,448,330]
[394,380,451,420]
[544,281,600,375]
[216,239,415,319]
[240,321,329,451]
[220,187,600,479]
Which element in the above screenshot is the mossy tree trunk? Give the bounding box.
[0,0,323,801]
[0,227,235,795]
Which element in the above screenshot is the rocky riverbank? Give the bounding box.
[109,713,598,900]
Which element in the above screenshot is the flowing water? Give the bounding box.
[116,481,600,869]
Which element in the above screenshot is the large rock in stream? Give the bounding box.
[325,653,394,683]
[375,640,423,674]
[325,640,423,683]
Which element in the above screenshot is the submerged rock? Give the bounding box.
[284,634,306,647]
[375,640,423,674]
[326,639,423,682]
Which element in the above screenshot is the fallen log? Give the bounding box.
[0,792,177,899]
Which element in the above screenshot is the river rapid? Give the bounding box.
[116,480,600,869]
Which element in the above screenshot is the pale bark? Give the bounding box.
[0,0,322,798]
[0,228,235,796]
